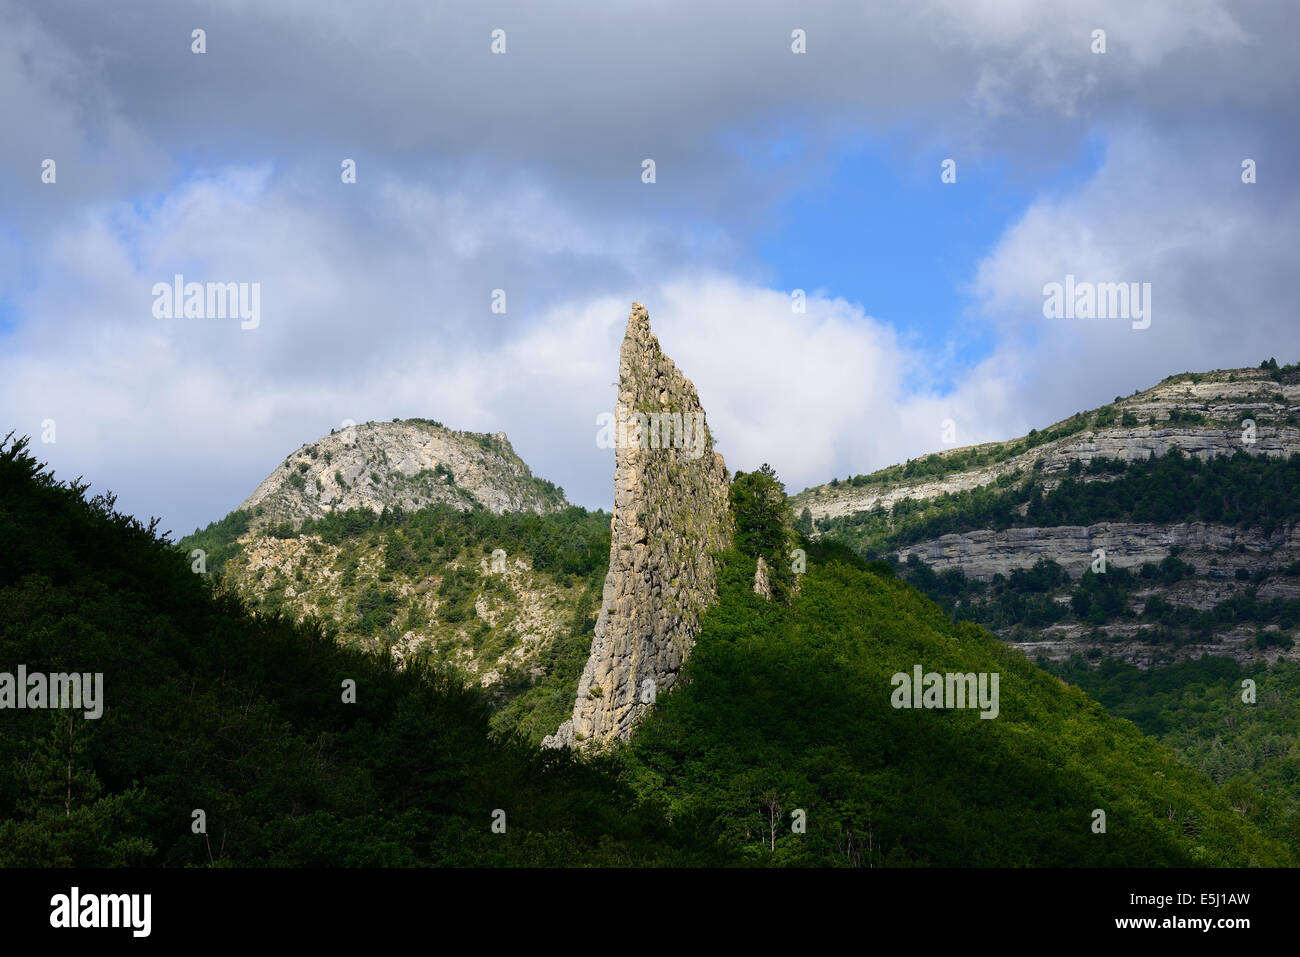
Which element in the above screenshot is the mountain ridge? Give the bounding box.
[795,363,1300,523]
[798,361,1300,670]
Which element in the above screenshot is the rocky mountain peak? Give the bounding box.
[235,418,567,531]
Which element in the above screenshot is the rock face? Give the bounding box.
[543,303,732,749]
[753,556,772,599]
[794,366,1300,669]
[236,420,567,530]
[897,522,1300,582]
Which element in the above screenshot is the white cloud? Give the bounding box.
[2,0,1298,535]
[970,123,1299,420]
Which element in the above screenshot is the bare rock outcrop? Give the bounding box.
[753,556,773,599]
[896,521,1300,582]
[237,420,566,531]
[543,303,732,749]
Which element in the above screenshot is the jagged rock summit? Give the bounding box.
[236,419,567,531]
[543,303,733,749]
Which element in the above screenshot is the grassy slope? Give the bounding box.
[796,362,1300,502]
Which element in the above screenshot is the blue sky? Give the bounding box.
[0,300,16,337]
[1,0,1297,535]
[748,131,1112,389]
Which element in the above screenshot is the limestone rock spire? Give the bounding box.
[542,303,732,749]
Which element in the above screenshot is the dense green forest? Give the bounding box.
[183,499,609,582]
[623,554,1289,863]
[1048,655,1300,849]
[1,435,1289,865]
[619,467,1290,865]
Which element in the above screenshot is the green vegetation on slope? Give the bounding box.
[825,412,1092,490]
[3,437,1287,866]
[812,358,1300,496]
[729,464,799,601]
[293,502,607,581]
[0,434,715,866]
[621,539,1290,865]
[897,552,1300,647]
[180,507,253,576]
[1047,655,1300,850]
[179,501,612,743]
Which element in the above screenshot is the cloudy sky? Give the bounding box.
[2,0,1296,536]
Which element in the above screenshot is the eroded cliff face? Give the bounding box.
[897,522,1300,583]
[795,367,1300,669]
[543,303,732,749]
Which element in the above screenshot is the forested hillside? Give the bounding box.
[181,500,611,743]
[622,476,1291,864]
[2,435,1288,866]
[1048,655,1300,850]
[820,450,1300,556]
[0,434,713,866]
